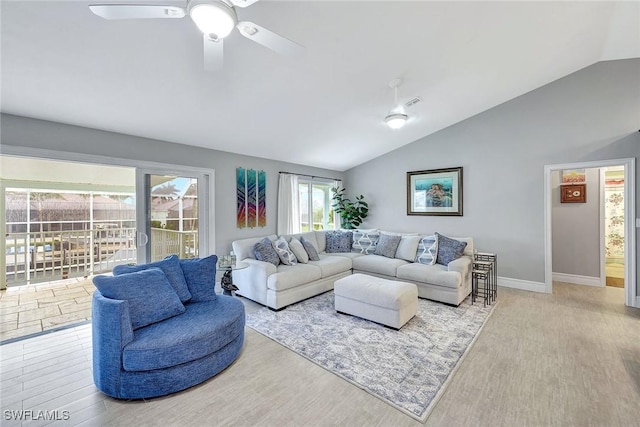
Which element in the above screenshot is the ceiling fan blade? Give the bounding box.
[89,5,186,20]
[229,0,261,8]
[203,34,224,71]
[236,21,304,57]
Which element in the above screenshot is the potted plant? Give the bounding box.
[331,187,369,229]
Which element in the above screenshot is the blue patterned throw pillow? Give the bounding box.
[253,237,280,266]
[435,232,467,265]
[273,237,298,266]
[325,231,353,253]
[351,228,379,254]
[416,235,438,265]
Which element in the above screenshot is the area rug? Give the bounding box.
[245,291,495,422]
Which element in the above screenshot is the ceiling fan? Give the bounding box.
[89,0,305,70]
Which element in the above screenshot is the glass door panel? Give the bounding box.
[145,175,199,262]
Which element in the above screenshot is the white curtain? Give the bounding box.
[277,173,300,235]
[332,179,343,230]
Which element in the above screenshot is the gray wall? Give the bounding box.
[345,59,640,290]
[551,168,601,278]
[0,114,344,256]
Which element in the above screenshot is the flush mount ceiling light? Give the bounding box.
[188,0,237,39]
[384,79,408,130]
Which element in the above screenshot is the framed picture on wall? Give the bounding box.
[407,167,463,216]
[560,183,586,203]
[561,169,586,183]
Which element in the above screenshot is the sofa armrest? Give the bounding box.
[92,291,134,398]
[232,259,277,306]
[448,256,472,283]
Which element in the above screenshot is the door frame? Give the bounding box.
[0,145,216,268]
[544,157,636,307]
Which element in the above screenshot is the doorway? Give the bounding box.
[544,158,637,308]
[603,167,625,287]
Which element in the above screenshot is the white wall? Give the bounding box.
[551,168,601,278]
[344,59,640,293]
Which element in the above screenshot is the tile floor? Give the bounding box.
[0,277,95,342]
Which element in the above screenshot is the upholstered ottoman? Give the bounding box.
[334,273,418,329]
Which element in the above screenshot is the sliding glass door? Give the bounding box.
[136,169,211,264]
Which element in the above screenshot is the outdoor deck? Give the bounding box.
[0,277,95,342]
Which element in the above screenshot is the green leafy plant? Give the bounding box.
[331,187,369,229]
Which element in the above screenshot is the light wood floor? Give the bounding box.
[1,282,639,426]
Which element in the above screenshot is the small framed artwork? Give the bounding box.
[562,169,586,184]
[561,184,587,203]
[407,167,463,216]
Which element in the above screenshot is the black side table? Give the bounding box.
[217,262,248,296]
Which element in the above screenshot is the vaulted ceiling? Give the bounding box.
[2,1,639,171]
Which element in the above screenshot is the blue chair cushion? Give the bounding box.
[179,255,217,302]
[122,297,245,372]
[93,268,186,330]
[114,254,192,303]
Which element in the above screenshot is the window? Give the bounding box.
[297,179,336,231]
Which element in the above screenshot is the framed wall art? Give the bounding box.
[560,183,586,203]
[407,167,463,216]
[561,169,586,184]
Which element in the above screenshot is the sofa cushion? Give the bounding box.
[395,235,421,262]
[325,231,353,253]
[113,254,192,303]
[232,235,277,260]
[122,297,245,371]
[416,235,438,265]
[352,254,408,276]
[374,233,402,258]
[273,237,298,265]
[351,228,379,254]
[254,237,281,266]
[179,255,217,302]
[300,236,321,261]
[93,268,186,330]
[288,238,309,263]
[435,232,468,265]
[267,264,322,291]
[308,254,352,278]
[396,263,462,289]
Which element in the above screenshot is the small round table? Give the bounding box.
[217,262,248,296]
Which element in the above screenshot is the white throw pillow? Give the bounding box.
[272,237,298,266]
[395,235,421,262]
[288,238,309,263]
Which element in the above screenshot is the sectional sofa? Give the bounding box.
[231,230,473,310]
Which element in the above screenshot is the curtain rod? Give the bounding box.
[279,171,341,182]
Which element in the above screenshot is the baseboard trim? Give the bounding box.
[498,276,547,293]
[552,272,603,287]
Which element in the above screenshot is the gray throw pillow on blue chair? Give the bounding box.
[435,232,468,265]
[93,268,186,330]
[113,254,192,303]
[179,255,217,302]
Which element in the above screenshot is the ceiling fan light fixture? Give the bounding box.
[384,79,409,129]
[385,113,408,130]
[189,1,236,38]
